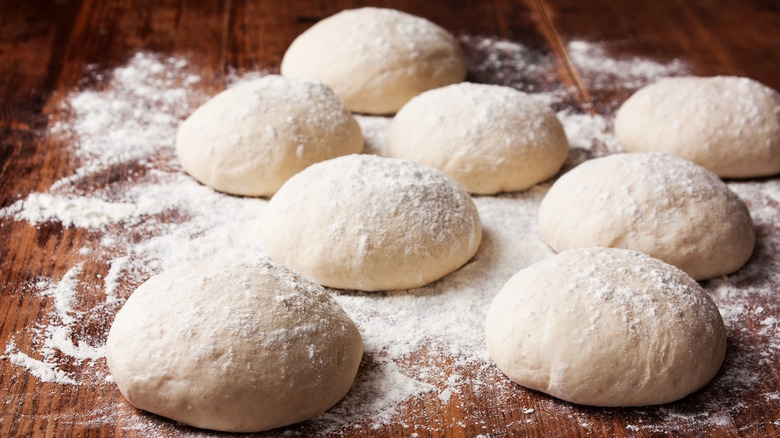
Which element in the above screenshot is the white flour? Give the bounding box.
[566,40,687,90]
[1,39,778,436]
[5,343,77,385]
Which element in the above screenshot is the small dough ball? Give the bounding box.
[175,75,363,197]
[538,153,754,280]
[105,260,363,433]
[281,7,467,115]
[387,83,569,194]
[260,154,482,291]
[485,247,727,407]
[615,76,780,178]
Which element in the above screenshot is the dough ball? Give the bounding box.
[615,76,780,178]
[105,260,363,432]
[387,83,569,194]
[175,75,363,197]
[260,154,482,291]
[280,7,467,115]
[485,247,727,407]
[538,153,754,280]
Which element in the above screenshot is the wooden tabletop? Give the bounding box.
[2,0,780,436]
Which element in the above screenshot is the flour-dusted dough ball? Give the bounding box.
[538,153,754,280]
[105,260,363,433]
[281,7,467,115]
[175,75,363,197]
[260,154,482,291]
[615,76,780,178]
[485,247,727,407]
[387,83,569,194]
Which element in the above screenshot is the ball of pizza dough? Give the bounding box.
[485,247,727,407]
[538,153,754,280]
[387,82,569,194]
[260,154,482,291]
[280,7,467,114]
[615,76,780,178]
[105,259,363,432]
[175,75,363,197]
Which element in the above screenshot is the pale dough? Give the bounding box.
[485,247,727,407]
[387,82,569,194]
[259,154,482,291]
[615,76,780,178]
[281,7,467,114]
[538,152,754,280]
[175,75,363,197]
[105,259,363,432]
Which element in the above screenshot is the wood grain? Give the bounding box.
[2,0,780,436]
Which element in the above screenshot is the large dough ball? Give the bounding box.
[387,83,569,194]
[175,75,363,197]
[105,260,363,432]
[280,7,467,115]
[260,154,482,291]
[538,153,754,280]
[615,76,780,178]
[485,247,727,407]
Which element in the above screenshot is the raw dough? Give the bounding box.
[485,247,727,407]
[538,152,754,280]
[175,75,363,197]
[615,75,780,178]
[280,7,467,115]
[259,154,482,291]
[105,259,363,432]
[387,82,569,194]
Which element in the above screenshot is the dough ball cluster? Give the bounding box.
[538,152,755,280]
[176,75,363,197]
[387,83,570,194]
[126,10,482,431]
[129,7,770,429]
[281,7,467,114]
[615,75,780,178]
[260,154,482,291]
[485,247,727,407]
[106,259,363,433]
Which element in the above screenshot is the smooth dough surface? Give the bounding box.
[280,7,467,114]
[175,75,363,197]
[260,154,482,291]
[538,153,754,280]
[105,260,363,433]
[615,75,780,178]
[387,82,569,194]
[485,247,727,407]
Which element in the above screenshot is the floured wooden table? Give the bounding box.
[1,1,780,436]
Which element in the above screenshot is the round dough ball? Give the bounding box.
[105,260,363,432]
[485,247,727,407]
[175,75,363,197]
[615,76,780,178]
[280,7,467,115]
[387,83,569,194]
[260,154,482,291]
[538,153,754,280]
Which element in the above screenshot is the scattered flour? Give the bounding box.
[5,346,77,385]
[566,40,689,90]
[104,256,129,305]
[1,38,778,437]
[40,262,84,325]
[6,193,163,229]
[42,325,104,363]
